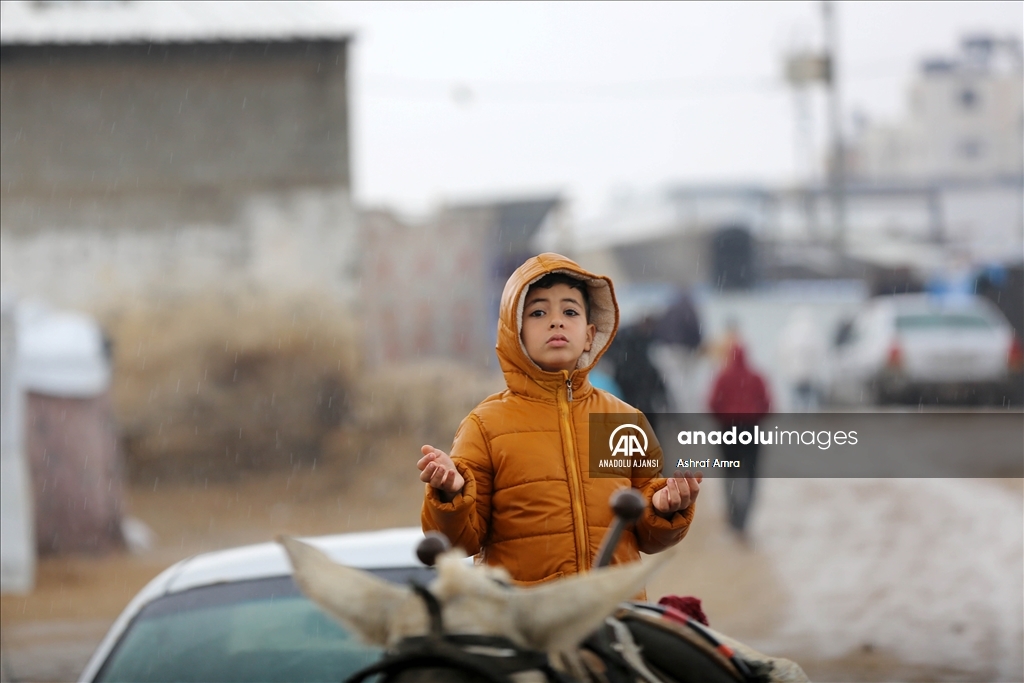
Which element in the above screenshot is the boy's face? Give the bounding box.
[521,282,596,373]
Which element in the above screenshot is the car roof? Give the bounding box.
[121,527,427,611]
[163,527,427,593]
[870,293,1007,320]
[107,527,427,622]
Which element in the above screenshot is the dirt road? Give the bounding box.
[2,435,1021,682]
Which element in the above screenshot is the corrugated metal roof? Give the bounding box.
[0,1,354,46]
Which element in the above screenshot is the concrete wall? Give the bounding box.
[0,40,356,310]
[360,199,567,368]
[1,188,356,309]
[359,208,492,367]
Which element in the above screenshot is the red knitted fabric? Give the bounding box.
[657,595,709,626]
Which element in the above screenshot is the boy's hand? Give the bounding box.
[652,470,702,517]
[417,445,465,498]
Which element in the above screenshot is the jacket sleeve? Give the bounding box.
[420,414,493,556]
[630,411,695,554]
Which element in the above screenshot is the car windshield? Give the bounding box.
[896,312,993,331]
[93,566,435,683]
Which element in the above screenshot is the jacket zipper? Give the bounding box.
[559,371,589,572]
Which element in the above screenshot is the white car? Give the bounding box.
[827,293,1023,405]
[78,528,433,683]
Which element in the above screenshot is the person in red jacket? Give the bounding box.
[708,343,771,539]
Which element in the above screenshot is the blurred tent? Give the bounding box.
[573,173,1022,298]
[613,282,679,328]
[14,299,125,555]
[711,226,757,290]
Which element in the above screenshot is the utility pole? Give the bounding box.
[822,0,846,255]
[784,5,845,249]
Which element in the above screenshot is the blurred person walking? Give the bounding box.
[609,315,669,431]
[650,289,703,412]
[776,307,826,412]
[708,344,771,541]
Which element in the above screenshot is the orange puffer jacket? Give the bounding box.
[422,253,694,585]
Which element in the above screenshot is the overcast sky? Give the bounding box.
[338,1,1022,221]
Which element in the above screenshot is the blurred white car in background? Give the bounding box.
[77,528,431,683]
[827,294,1023,405]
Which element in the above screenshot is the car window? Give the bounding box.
[833,319,855,346]
[93,566,436,683]
[896,313,994,331]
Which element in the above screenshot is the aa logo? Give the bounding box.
[608,423,648,458]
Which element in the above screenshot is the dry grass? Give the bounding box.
[100,294,504,484]
[103,294,360,483]
[352,359,505,447]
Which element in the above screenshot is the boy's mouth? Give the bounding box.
[547,334,569,347]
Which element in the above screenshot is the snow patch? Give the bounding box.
[752,478,1023,680]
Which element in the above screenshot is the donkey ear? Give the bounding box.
[508,550,677,654]
[278,535,411,646]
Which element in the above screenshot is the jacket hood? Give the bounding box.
[727,344,747,368]
[497,253,619,395]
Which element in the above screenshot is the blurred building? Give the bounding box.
[0,1,356,311]
[578,36,1023,299]
[847,35,1023,181]
[360,196,563,367]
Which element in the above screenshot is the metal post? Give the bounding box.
[823,1,846,254]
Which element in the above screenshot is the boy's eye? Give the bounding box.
[565,309,579,316]
[528,309,545,317]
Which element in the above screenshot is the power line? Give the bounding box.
[356,61,913,103]
[359,74,781,103]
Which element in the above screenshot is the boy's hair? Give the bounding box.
[528,273,591,321]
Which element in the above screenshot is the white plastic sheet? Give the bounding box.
[0,288,35,594]
[18,304,111,398]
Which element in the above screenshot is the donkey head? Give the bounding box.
[278,535,678,659]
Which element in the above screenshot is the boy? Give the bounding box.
[417,253,699,585]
